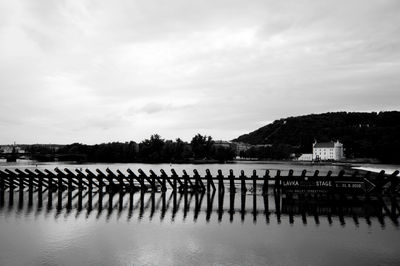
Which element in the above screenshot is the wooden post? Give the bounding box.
[252,170,257,193]
[275,170,281,192]
[170,169,183,191]
[229,169,236,193]
[86,169,104,192]
[117,169,135,192]
[107,168,125,191]
[5,169,24,193]
[138,169,155,191]
[160,169,173,190]
[263,170,270,194]
[150,170,166,191]
[76,169,92,191]
[0,170,15,191]
[127,168,145,190]
[217,169,224,193]
[205,169,216,192]
[171,169,184,188]
[193,169,205,192]
[240,170,247,192]
[182,170,193,190]
[34,169,53,191]
[0,171,4,205]
[389,170,399,195]
[96,169,117,192]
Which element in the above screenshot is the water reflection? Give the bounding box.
[1,187,398,227]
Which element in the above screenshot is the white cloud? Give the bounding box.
[0,0,399,144]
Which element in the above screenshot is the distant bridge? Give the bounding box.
[0,153,86,162]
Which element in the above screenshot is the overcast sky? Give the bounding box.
[0,0,399,144]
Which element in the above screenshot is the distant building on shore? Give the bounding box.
[298,153,313,161]
[313,140,344,161]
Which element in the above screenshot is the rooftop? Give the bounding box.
[314,142,335,148]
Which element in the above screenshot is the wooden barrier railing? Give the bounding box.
[0,168,399,195]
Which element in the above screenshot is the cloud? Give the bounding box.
[0,0,399,144]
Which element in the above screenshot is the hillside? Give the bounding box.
[233,111,400,163]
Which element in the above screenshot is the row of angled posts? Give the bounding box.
[0,168,273,196]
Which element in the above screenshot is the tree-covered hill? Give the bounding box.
[233,111,400,163]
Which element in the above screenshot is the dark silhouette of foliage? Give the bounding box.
[233,111,400,163]
[190,134,214,160]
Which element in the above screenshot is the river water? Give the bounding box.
[0,161,399,266]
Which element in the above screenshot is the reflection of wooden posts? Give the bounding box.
[160,191,166,220]
[229,170,236,193]
[229,191,235,222]
[194,192,199,221]
[218,188,224,222]
[205,169,215,192]
[274,190,281,223]
[241,192,246,222]
[206,190,215,222]
[150,191,155,219]
[263,194,269,224]
[139,190,145,218]
[253,192,257,223]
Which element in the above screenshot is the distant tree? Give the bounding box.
[139,134,165,162]
[190,134,214,160]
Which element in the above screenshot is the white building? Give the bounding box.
[313,141,344,161]
[298,153,313,161]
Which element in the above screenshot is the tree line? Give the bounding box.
[27,134,236,163]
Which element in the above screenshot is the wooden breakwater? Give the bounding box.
[1,183,399,226]
[0,168,399,196]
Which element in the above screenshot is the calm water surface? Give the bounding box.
[0,161,399,266]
